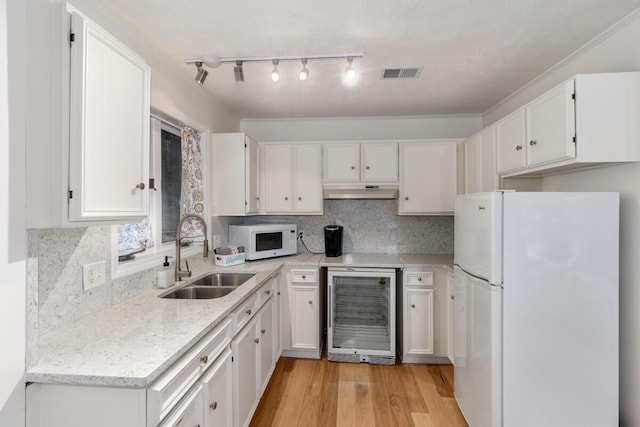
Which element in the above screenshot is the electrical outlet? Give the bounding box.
[83,260,106,291]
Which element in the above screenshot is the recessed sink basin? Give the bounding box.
[189,272,255,287]
[160,286,237,299]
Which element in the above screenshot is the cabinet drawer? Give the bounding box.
[232,293,260,333]
[257,278,276,306]
[405,271,433,287]
[290,269,318,284]
[148,318,232,426]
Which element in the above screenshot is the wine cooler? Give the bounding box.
[327,267,396,365]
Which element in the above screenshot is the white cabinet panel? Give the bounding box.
[293,144,323,213]
[202,349,232,427]
[158,385,204,427]
[525,79,576,168]
[264,144,293,212]
[258,300,275,395]
[290,286,318,350]
[405,289,434,355]
[361,142,398,183]
[496,109,527,174]
[398,141,457,215]
[68,12,150,222]
[232,317,259,427]
[323,143,360,183]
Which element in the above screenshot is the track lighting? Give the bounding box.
[345,57,356,81]
[298,59,309,81]
[184,53,364,85]
[194,62,208,85]
[271,59,280,82]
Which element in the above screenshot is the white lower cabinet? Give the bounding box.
[399,268,451,364]
[281,267,322,359]
[203,349,233,427]
[158,385,204,427]
[231,296,276,427]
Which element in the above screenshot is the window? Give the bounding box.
[112,114,208,278]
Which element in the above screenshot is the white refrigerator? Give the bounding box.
[453,191,619,427]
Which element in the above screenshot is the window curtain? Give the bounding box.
[179,126,205,238]
[118,218,154,251]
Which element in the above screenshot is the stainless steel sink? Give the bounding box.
[189,272,255,287]
[159,272,255,299]
[160,286,237,299]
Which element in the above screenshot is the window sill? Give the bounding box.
[111,239,202,280]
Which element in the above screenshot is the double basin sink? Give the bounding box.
[159,272,255,300]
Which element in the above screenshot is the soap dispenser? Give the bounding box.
[157,256,174,289]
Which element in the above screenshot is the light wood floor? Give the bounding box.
[249,357,468,427]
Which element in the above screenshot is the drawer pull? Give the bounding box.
[255,338,260,344]
[261,328,266,334]
[246,309,252,315]
[210,402,218,410]
[302,275,306,279]
[411,304,416,308]
[200,355,208,364]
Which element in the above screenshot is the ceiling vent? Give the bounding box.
[381,67,422,79]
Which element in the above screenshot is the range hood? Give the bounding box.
[323,185,399,200]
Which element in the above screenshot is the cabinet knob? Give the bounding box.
[515,145,522,151]
[308,300,313,305]
[277,291,281,295]
[418,277,422,282]
[451,295,455,300]
[529,140,537,146]
[284,196,288,200]
[256,196,260,200]
[366,166,370,170]
[246,309,252,315]
[411,304,416,308]
[351,166,355,170]
[261,328,266,335]
[298,196,302,201]
[265,289,271,295]
[135,182,145,190]
[210,402,218,410]
[200,355,208,364]
[255,338,260,344]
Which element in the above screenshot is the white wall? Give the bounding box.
[0,0,26,424]
[482,10,640,425]
[241,114,482,141]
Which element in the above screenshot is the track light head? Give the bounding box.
[271,59,280,82]
[194,62,208,85]
[234,60,244,82]
[298,58,309,81]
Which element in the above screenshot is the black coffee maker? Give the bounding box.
[324,225,343,257]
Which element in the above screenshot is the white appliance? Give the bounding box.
[327,268,396,365]
[454,191,619,427]
[228,224,297,260]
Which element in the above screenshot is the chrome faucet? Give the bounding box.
[175,214,209,281]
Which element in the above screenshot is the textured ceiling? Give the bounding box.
[96,0,640,118]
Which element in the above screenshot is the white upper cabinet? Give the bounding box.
[464,126,498,194]
[212,133,260,216]
[496,72,640,177]
[324,142,398,184]
[496,109,527,174]
[262,143,323,214]
[398,141,457,215]
[68,12,150,222]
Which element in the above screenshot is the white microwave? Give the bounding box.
[229,224,297,260]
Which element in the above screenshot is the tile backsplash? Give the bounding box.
[213,200,454,254]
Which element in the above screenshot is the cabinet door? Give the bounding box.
[323,143,360,183]
[263,144,293,213]
[245,136,260,214]
[464,136,479,194]
[405,289,434,354]
[203,349,232,427]
[477,126,498,192]
[526,79,576,168]
[158,384,205,427]
[232,318,259,427]
[290,286,319,350]
[68,12,150,221]
[258,299,275,394]
[293,144,323,213]
[361,142,398,183]
[398,142,457,215]
[447,273,455,363]
[496,109,527,174]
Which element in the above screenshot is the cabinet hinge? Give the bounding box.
[571,93,576,100]
[573,136,576,143]
[244,143,247,148]
[231,356,234,362]
[70,32,75,44]
[245,201,248,206]
[68,189,73,199]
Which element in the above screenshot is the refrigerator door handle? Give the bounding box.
[328,283,331,329]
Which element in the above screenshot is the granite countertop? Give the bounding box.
[26,252,451,388]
